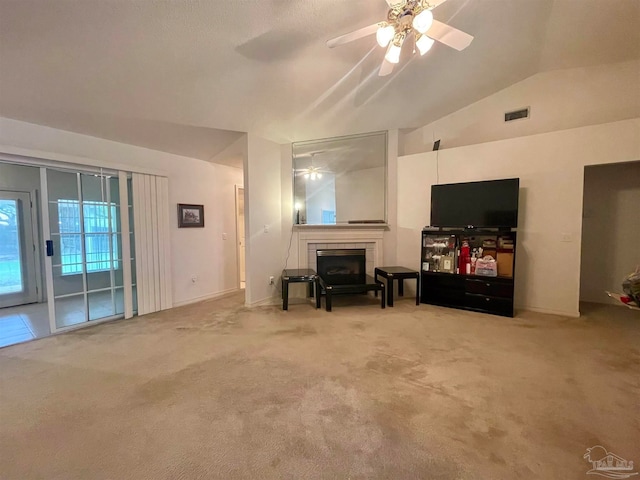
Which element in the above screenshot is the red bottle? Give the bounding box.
[459,241,470,275]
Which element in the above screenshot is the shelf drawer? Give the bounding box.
[465,293,513,316]
[422,287,465,305]
[465,278,513,298]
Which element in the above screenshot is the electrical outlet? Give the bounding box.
[264,224,269,233]
[222,232,227,240]
[269,275,274,285]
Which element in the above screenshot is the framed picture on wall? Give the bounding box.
[178,204,204,228]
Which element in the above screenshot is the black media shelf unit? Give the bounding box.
[420,228,517,317]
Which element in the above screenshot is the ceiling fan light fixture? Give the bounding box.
[416,34,435,55]
[376,23,395,47]
[304,173,310,179]
[385,43,401,64]
[325,0,475,78]
[412,9,433,34]
[385,33,405,64]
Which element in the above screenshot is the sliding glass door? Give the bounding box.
[42,168,131,331]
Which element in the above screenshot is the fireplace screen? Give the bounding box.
[317,249,366,285]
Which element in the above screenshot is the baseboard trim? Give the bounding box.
[246,296,281,308]
[173,288,241,308]
[517,305,580,318]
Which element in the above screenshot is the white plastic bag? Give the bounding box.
[475,256,497,277]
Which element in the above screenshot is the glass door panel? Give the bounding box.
[114,288,125,315]
[127,177,137,313]
[0,191,38,308]
[51,266,84,296]
[88,290,114,321]
[82,172,121,322]
[51,268,85,329]
[45,169,125,330]
[0,198,23,295]
[47,169,85,328]
[53,294,86,328]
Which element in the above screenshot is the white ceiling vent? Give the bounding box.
[504,107,530,122]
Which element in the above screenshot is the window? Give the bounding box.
[321,209,336,225]
[58,200,119,274]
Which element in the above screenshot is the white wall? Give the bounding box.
[580,161,640,303]
[243,134,284,306]
[384,129,398,266]
[0,162,40,191]
[206,134,246,298]
[169,160,243,305]
[401,60,640,156]
[0,117,244,307]
[397,118,640,317]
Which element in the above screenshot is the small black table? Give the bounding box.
[374,266,420,307]
[281,269,318,310]
[317,274,385,312]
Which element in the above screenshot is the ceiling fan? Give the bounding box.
[293,152,332,181]
[326,0,473,76]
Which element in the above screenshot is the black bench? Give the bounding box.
[316,274,385,312]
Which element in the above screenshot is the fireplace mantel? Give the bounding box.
[294,224,388,230]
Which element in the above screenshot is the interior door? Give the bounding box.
[0,191,38,308]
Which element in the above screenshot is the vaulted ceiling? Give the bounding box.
[0,0,638,163]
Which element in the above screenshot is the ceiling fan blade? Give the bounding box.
[326,23,379,48]
[426,0,449,10]
[378,59,395,77]
[427,19,473,51]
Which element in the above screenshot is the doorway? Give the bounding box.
[0,164,49,348]
[0,190,39,308]
[235,185,245,289]
[0,160,136,348]
[580,161,640,305]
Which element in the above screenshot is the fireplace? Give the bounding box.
[316,249,366,285]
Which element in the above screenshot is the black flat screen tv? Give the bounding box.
[430,178,519,228]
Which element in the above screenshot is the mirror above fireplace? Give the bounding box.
[292,131,387,226]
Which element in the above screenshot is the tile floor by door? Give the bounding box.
[0,290,124,348]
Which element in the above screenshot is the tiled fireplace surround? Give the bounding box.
[297,228,384,277]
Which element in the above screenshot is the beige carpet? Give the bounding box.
[0,292,638,479]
